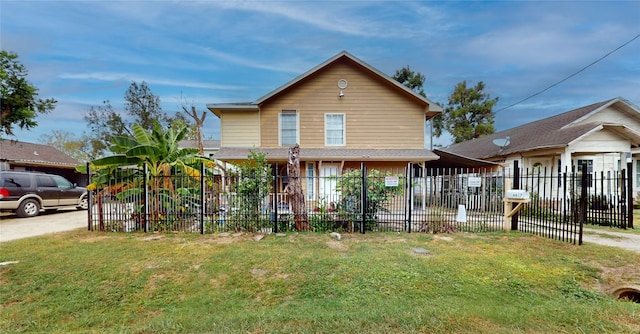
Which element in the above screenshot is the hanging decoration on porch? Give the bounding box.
[287,144,311,231]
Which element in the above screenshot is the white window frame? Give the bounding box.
[635,160,640,188]
[325,113,345,146]
[279,110,299,146]
[306,162,316,201]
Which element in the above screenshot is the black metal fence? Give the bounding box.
[87,163,505,234]
[86,161,632,244]
[509,161,633,245]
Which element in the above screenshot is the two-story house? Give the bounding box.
[207,51,442,204]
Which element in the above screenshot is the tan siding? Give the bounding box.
[260,59,426,149]
[221,111,260,147]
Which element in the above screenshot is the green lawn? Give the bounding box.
[1,230,639,333]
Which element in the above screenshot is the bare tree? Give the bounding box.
[181,104,207,154]
[286,144,310,231]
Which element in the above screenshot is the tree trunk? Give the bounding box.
[287,144,310,231]
[183,105,206,155]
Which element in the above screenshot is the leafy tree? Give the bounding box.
[336,169,403,230]
[231,151,272,231]
[84,81,183,158]
[124,81,169,129]
[0,50,56,136]
[39,130,92,162]
[392,66,426,97]
[434,80,498,144]
[84,100,129,158]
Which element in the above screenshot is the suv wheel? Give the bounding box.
[17,199,40,218]
[77,196,89,210]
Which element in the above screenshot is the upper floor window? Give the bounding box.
[325,113,345,146]
[280,110,298,146]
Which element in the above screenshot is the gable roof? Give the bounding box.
[207,51,442,118]
[0,140,80,168]
[444,97,640,160]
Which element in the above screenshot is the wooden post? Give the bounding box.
[287,145,310,231]
[503,177,530,232]
[503,179,512,231]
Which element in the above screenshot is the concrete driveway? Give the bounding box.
[0,209,88,243]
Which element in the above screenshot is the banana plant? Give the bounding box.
[80,120,215,231]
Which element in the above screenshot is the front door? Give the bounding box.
[319,164,340,205]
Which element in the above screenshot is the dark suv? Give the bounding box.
[0,171,88,218]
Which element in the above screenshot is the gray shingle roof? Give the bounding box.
[0,140,80,167]
[214,147,439,162]
[444,98,640,160]
[178,140,220,149]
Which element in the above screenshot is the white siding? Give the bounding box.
[570,130,630,153]
[577,106,640,132]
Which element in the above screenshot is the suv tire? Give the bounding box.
[77,196,89,210]
[17,199,40,218]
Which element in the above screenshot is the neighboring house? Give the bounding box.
[207,51,443,205]
[0,139,86,185]
[178,139,220,159]
[178,139,225,174]
[444,97,640,196]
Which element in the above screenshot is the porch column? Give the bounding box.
[560,148,572,174]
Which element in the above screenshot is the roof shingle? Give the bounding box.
[0,140,80,167]
[444,98,639,159]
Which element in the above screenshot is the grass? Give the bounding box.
[1,230,639,333]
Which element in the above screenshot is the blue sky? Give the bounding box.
[2,0,639,147]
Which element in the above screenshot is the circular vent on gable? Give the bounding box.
[337,79,348,89]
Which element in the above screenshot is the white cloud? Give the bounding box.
[58,72,244,90]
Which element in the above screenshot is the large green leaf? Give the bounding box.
[132,123,153,146]
[111,136,141,153]
[92,155,142,167]
[126,145,161,158]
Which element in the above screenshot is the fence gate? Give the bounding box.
[512,161,633,245]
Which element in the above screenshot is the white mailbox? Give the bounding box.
[505,189,530,200]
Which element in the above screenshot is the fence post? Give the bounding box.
[627,162,633,229]
[407,163,412,233]
[144,163,149,233]
[360,162,366,234]
[273,163,279,234]
[511,160,520,231]
[200,162,205,234]
[579,162,588,245]
[86,162,92,231]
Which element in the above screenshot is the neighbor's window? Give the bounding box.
[636,160,640,187]
[576,159,593,173]
[325,113,345,146]
[576,159,593,188]
[280,110,298,146]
